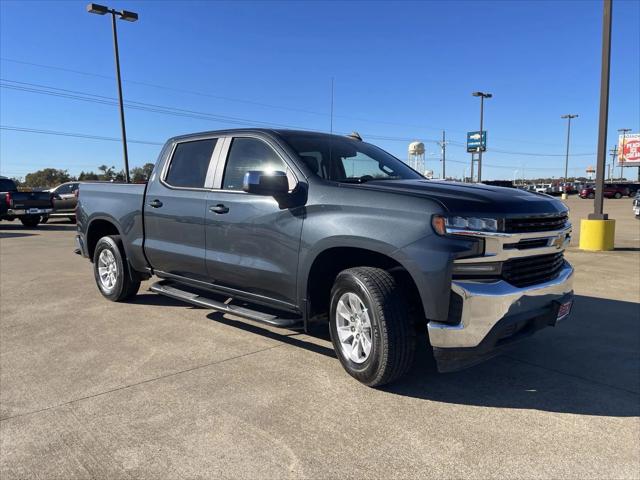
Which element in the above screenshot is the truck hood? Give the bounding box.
[356,179,568,217]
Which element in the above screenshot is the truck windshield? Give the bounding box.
[280,132,423,183]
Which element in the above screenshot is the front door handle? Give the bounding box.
[209,204,229,214]
[149,199,163,208]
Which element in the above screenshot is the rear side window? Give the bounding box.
[165,139,217,188]
[56,184,73,194]
[222,137,288,191]
[0,178,17,191]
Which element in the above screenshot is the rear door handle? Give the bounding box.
[209,204,229,214]
[149,199,163,208]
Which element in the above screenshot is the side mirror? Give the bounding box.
[243,170,289,196]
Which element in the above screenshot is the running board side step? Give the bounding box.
[149,280,303,329]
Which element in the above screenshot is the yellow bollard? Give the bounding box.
[579,219,615,251]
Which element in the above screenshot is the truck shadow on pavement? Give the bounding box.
[205,294,640,418]
[386,294,640,417]
[0,232,38,239]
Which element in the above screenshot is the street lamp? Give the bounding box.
[618,128,631,180]
[86,3,139,183]
[561,114,578,183]
[472,91,492,182]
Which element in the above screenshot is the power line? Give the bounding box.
[1,57,597,149]
[0,124,591,172]
[0,125,163,145]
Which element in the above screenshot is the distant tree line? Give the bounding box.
[12,163,154,189]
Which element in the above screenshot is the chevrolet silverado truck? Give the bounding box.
[75,129,574,386]
[1,176,53,227]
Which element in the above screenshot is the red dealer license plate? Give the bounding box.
[557,300,573,321]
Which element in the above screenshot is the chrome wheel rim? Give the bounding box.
[335,292,372,364]
[97,249,118,291]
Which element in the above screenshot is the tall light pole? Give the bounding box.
[87,3,138,183]
[561,114,578,183]
[618,128,631,180]
[589,0,612,221]
[472,91,492,182]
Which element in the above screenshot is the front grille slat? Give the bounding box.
[504,214,568,233]
[501,252,564,287]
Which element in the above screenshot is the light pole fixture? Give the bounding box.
[86,3,139,183]
[472,91,492,182]
[561,114,578,183]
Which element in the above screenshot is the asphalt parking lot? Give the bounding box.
[1,196,639,479]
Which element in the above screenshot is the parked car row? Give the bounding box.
[578,183,637,199]
[633,191,640,218]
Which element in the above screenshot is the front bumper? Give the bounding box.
[427,262,574,372]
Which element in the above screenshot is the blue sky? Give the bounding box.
[1,0,638,181]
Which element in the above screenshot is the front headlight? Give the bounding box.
[432,215,498,235]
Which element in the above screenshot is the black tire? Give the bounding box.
[92,235,140,302]
[329,267,415,387]
[40,215,49,224]
[588,192,595,199]
[20,216,40,228]
[68,215,76,224]
[614,192,622,199]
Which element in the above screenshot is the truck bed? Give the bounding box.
[76,182,148,271]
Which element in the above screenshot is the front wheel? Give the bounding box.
[93,235,140,302]
[19,216,40,228]
[588,192,595,199]
[329,267,415,387]
[614,192,622,199]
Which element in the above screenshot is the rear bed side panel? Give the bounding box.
[77,183,147,271]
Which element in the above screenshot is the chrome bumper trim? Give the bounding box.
[427,262,574,349]
[7,208,52,215]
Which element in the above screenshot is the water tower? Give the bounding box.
[408,141,425,173]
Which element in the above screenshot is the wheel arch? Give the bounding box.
[301,240,426,325]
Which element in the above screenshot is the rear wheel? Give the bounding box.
[92,235,140,301]
[614,192,622,199]
[329,267,415,387]
[19,216,40,228]
[588,192,595,199]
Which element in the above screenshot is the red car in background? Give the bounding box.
[579,183,631,199]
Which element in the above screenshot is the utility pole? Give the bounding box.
[618,128,631,180]
[561,114,578,182]
[438,130,447,180]
[609,145,618,180]
[589,0,612,221]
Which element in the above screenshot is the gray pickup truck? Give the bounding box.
[76,129,574,386]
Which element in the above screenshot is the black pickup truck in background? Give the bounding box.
[0,177,53,228]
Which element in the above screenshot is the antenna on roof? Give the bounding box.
[347,132,362,141]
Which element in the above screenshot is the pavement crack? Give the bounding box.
[0,343,285,423]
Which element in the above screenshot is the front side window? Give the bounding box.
[222,137,289,191]
[165,139,217,188]
[280,133,422,183]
